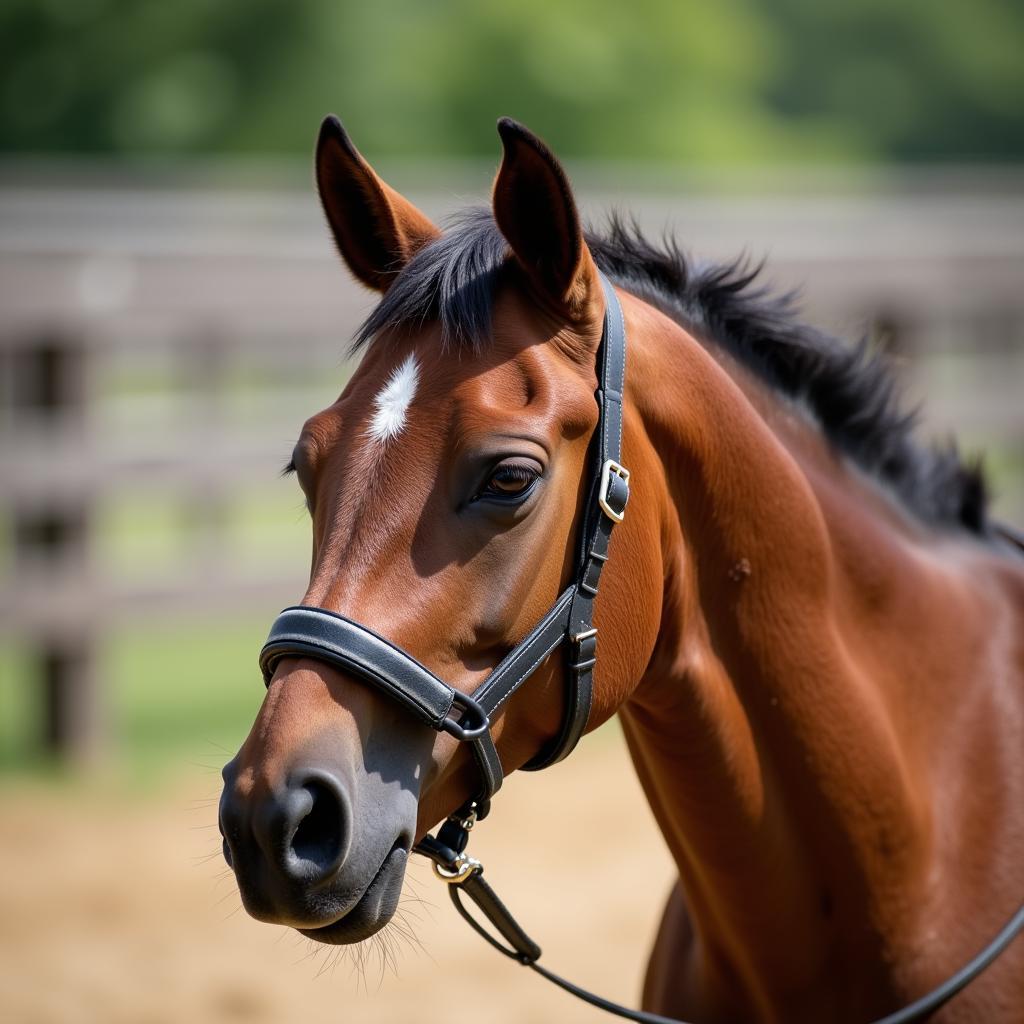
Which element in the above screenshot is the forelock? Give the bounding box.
[353,208,510,354]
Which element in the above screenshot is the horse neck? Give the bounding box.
[615,293,935,1008]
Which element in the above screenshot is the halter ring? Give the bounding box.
[440,691,491,741]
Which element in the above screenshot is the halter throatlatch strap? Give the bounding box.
[258,271,629,819]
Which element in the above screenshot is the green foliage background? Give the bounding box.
[3,0,1023,163]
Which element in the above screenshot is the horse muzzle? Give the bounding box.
[219,756,414,943]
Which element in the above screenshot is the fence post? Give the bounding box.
[8,332,101,762]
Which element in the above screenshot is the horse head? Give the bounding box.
[219,117,660,944]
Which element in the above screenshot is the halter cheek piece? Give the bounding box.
[258,273,1024,1024]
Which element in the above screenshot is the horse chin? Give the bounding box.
[298,841,409,945]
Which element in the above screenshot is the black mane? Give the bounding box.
[355,208,988,534]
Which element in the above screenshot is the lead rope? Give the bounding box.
[417,819,1024,1024]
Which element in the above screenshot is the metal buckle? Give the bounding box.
[597,460,630,523]
[570,626,598,673]
[432,852,482,884]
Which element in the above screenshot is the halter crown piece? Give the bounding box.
[258,274,1024,1024]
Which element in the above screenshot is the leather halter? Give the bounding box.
[258,273,1024,1024]
[260,270,629,824]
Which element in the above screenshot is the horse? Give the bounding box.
[218,115,1024,1022]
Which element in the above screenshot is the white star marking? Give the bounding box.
[367,352,419,445]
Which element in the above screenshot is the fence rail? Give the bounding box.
[2,171,1022,759]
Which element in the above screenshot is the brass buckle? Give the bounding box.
[432,853,482,884]
[598,460,630,523]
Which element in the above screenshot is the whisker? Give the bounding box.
[201,739,235,754]
[219,901,244,922]
[214,887,240,908]
[185,797,221,810]
[193,849,225,865]
[314,946,339,980]
[292,940,319,969]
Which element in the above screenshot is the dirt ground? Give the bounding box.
[0,729,674,1024]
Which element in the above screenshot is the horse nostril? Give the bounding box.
[284,772,351,883]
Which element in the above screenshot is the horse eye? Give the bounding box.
[479,460,541,501]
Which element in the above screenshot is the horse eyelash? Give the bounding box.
[281,459,297,477]
[494,464,535,480]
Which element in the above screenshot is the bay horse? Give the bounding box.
[219,116,1024,1022]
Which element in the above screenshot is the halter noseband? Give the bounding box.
[259,271,629,824]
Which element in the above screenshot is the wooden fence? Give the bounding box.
[1,167,1022,759]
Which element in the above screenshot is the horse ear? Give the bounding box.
[316,116,440,292]
[492,118,596,314]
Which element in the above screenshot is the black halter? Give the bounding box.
[258,273,1024,1024]
[260,270,629,823]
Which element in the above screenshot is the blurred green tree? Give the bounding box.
[1,0,1021,161]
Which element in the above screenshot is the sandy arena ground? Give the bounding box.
[0,728,674,1024]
